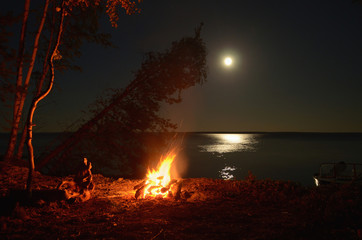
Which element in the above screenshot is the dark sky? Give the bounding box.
[4,1,362,132]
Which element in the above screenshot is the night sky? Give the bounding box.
[4,1,362,132]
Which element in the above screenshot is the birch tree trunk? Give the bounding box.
[4,0,49,162]
[26,2,65,194]
[15,0,50,160]
[4,0,30,162]
[16,10,54,161]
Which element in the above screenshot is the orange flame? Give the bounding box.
[141,151,176,199]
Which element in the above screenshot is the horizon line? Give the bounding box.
[1,131,362,134]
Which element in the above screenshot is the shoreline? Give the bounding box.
[1,163,362,239]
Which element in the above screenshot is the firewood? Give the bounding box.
[147,185,158,193]
[160,187,169,193]
[174,180,183,200]
[135,185,146,199]
[133,180,146,190]
[166,179,178,188]
[134,178,182,199]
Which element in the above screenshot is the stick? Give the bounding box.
[133,180,146,190]
[150,229,164,240]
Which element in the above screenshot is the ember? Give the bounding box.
[134,151,182,199]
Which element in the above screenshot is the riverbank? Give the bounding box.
[1,162,362,239]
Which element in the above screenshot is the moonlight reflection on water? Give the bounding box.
[181,133,362,185]
[198,134,258,154]
[197,134,259,180]
[219,165,237,180]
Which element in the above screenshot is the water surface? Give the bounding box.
[2,132,362,186]
[180,133,362,186]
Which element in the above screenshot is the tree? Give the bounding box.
[4,0,46,163]
[38,24,207,178]
[14,1,114,161]
[2,0,142,163]
[1,0,142,194]
[26,0,64,193]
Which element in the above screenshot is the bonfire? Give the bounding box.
[134,150,182,200]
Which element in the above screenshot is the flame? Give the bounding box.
[141,151,176,199]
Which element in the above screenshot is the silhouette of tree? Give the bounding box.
[1,0,142,194]
[15,2,114,160]
[39,25,207,178]
[2,0,141,165]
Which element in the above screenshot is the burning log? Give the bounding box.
[174,180,183,200]
[133,180,146,191]
[133,178,184,200]
[57,158,95,202]
[166,179,178,189]
[135,184,146,200]
[160,187,169,193]
[160,179,178,193]
[134,149,188,200]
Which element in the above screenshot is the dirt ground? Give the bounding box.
[1,162,362,240]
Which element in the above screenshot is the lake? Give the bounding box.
[1,132,362,186]
[178,132,362,186]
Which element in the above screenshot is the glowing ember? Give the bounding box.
[136,151,178,199]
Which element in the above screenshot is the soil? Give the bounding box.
[1,162,362,240]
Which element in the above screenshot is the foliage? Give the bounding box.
[1,0,143,162]
[50,25,207,178]
[63,0,142,28]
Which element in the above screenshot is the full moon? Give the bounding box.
[224,57,233,66]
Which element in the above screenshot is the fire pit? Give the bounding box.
[134,151,183,200]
